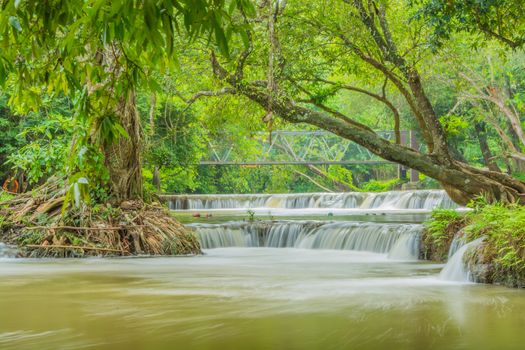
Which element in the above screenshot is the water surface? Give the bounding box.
[0,248,524,350]
[1,190,522,349]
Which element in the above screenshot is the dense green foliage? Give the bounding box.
[1,0,525,199]
[425,201,525,286]
[0,0,253,201]
[465,203,525,275]
[417,0,525,49]
[423,209,463,261]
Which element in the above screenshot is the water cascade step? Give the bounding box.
[164,190,456,210]
[189,221,422,259]
[439,238,484,282]
[0,243,17,259]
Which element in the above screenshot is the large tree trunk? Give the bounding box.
[152,166,161,192]
[105,90,143,201]
[474,122,501,173]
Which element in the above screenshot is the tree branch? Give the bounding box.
[309,77,401,143]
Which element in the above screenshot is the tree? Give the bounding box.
[416,0,525,49]
[0,0,253,256]
[0,0,251,201]
[205,0,525,204]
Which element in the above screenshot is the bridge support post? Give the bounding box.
[398,131,408,180]
[409,130,420,183]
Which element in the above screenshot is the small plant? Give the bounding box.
[247,210,255,221]
[0,191,14,203]
[361,178,404,192]
[425,202,525,286]
[18,230,47,246]
[423,209,465,261]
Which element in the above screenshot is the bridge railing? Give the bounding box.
[183,129,420,181]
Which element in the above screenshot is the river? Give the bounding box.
[0,190,524,350]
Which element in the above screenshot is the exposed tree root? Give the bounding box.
[0,180,201,258]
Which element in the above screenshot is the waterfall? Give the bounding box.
[440,238,484,282]
[163,190,457,210]
[447,234,466,259]
[387,233,420,261]
[0,243,17,258]
[189,221,422,258]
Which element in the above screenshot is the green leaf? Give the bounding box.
[8,16,22,32]
[214,26,229,57]
[0,61,6,86]
[113,122,129,139]
[241,0,257,17]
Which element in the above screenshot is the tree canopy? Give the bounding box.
[1,0,525,205]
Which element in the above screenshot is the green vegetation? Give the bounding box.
[0,191,13,203]
[423,209,464,261]
[424,202,525,287]
[0,0,524,261]
[361,179,404,192]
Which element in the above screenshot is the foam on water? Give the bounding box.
[189,221,422,259]
[440,238,484,282]
[163,190,456,210]
[0,243,17,259]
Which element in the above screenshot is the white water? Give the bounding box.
[440,238,484,282]
[0,243,17,259]
[165,190,456,210]
[387,233,421,260]
[447,234,467,258]
[2,189,525,350]
[190,221,422,260]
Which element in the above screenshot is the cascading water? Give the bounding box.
[440,238,484,282]
[171,189,466,281]
[447,235,467,259]
[0,243,17,259]
[189,221,422,260]
[163,190,456,210]
[387,234,421,261]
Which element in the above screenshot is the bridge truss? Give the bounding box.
[199,130,417,167]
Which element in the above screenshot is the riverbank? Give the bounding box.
[422,203,525,288]
[0,187,201,257]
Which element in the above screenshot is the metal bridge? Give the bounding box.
[199,130,418,167]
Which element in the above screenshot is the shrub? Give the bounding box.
[423,209,465,261]
[425,202,525,287]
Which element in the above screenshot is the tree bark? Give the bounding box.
[474,122,501,173]
[105,90,143,201]
[152,166,161,192]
